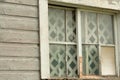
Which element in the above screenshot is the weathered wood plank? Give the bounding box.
[0,57,39,70]
[0,43,39,57]
[0,0,38,6]
[0,29,38,43]
[0,15,38,31]
[0,3,38,17]
[0,71,39,80]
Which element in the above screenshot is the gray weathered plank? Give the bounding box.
[0,57,39,70]
[0,29,38,43]
[0,15,38,31]
[0,3,38,17]
[0,43,39,57]
[0,71,39,80]
[0,0,38,6]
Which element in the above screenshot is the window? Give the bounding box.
[81,11,116,76]
[40,2,119,78]
[48,7,78,78]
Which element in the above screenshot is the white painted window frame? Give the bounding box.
[39,0,119,79]
[77,9,119,76]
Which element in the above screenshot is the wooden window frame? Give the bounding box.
[39,0,119,79]
[78,9,119,78]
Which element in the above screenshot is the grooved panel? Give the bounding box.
[0,0,38,6]
[0,29,38,43]
[0,43,39,57]
[0,57,39,70]
[0,15,38,30]
[0,3,38,17]
[0,71,39,80]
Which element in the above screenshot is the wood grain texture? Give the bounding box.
[0,57,39,70]
[0,2,38,17]
[0,0,38,6]
[0,71,40,80]
[0,15,38,31]
[0,43,39,57]
[0,29,38,43]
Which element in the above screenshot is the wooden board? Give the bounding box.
[0,43,39,57]
[0,71,39,80]
[0,0,38,6]
[101,47,116,75]
[0,57,39,70]
[0,29,38,44]
[0,3,38,17]
[0,15,38,31]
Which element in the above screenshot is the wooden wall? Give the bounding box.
[0,0,40,80]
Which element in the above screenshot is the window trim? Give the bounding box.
[39,0,119,78]
[78,9,119,77]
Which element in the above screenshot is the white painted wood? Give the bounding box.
[0,15,38,31]
[101,47,116,75]
[76,9,82,76]
[76,9,82,57]
[0,71,39,80]
[0,43,39,57]
[49,41,76,45]
[0,2,38,17]
[49,0,120,11]
[114,15,119,76]
[0,0,38,6]
[0,29,38,43]
[117,14,120,76]
[0,57,39,70]
[39,0,50,79]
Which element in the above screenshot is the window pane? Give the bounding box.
[50,45,66,77]
[99,14,114,44]
[82,45,99,75]
[49,8,65,41]
[101,46,116,75]
[66,45,77,77]
[87,12,98,43]
[81,12,86,43]
[66,10,76,42]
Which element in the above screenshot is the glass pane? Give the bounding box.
[66,45,77,77]
[50,45,66,77]
[87,12,98,43]
[82,45,99,75]
[66,10,76,42]
[99,14,114,44]
[81,12,86,43]
[101,46,115,75]
[49,8,65,41]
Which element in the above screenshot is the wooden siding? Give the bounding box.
[0,0,40,80]
[0,0,37,6]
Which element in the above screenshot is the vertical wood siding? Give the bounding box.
[0,1,40,80]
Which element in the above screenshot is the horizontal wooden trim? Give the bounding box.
[49,41,77,45]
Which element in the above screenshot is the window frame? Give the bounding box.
[78,9,119,77]
[39,0,119,78]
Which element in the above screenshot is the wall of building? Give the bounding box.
[0,0,40,80]
[0,0,120,80]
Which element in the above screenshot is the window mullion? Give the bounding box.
[97,13,102,75]
[76,9,82,77]
[114,15,119,76]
